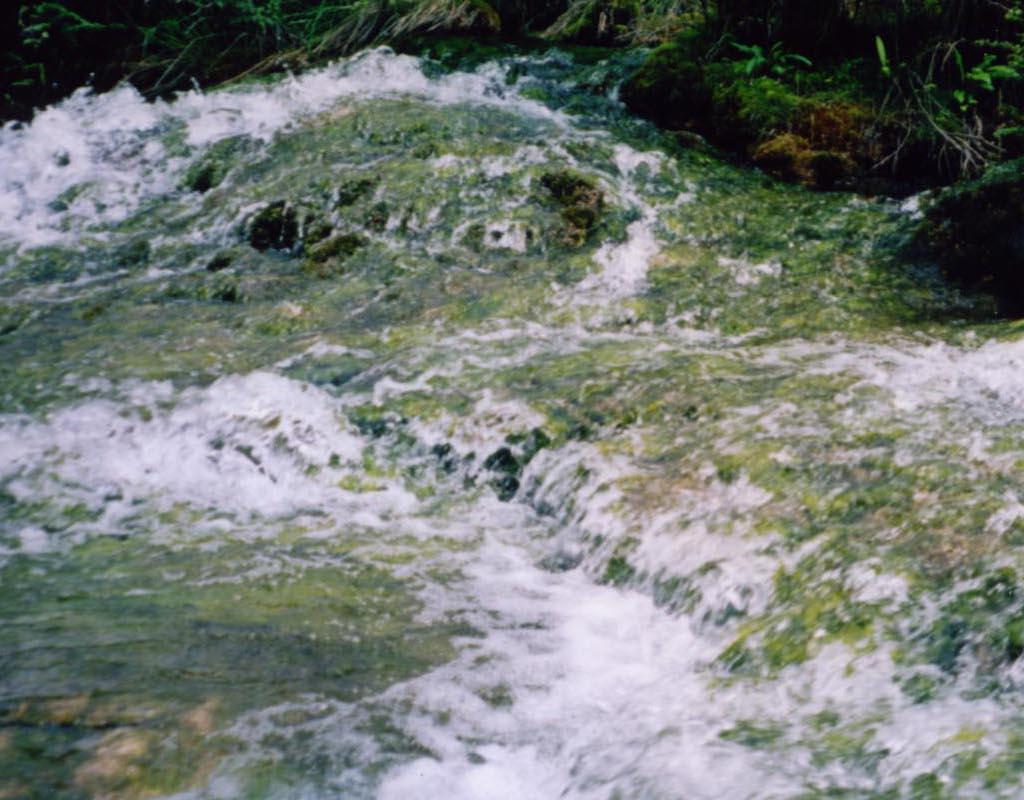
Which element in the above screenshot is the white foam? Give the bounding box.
[847,561,910,606]
[611,143,663,177]
[0,48,570,255]
[719,255,782,286]
[0,85,173,249]
[17,526,50,554]
[0,372,372,522]
[815,336,1024,416]
[988,492,1024,535]
[582,213,660,297]
[374,540,800,800]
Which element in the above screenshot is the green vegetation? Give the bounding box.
[617,1,1024,309]
[617,1,1024,191]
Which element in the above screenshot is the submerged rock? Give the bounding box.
[365,202,390,232]
[113,239,151,269]
[209,279,241,303]
[914,157,1024,316]
[432,442,459,473]
[335,176,377,208]
[0,307,29,337]
[41,693,90,725]
[182,136,252,193]
[601,555,636,587]
[483,445,522,501]
[508,427,551,463]
[206,252,233,272]
[306,233,366,263]
[304,233,367,277]
[183,161,221,194]
[483,445,520,475]
[74,728,155,796]
[249,201,299,252]
[180,698,219,735]
[302,216,334,248]
[490,473,520,501]
[539,170,604,247]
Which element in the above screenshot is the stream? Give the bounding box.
[2,46,1024,799]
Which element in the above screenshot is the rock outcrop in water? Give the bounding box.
[304,233,368,276]
[249,201,299,252]
[540,170,604,247]
[617,37,712,134]
[915,158,1024,316]
[182,136,252,194]
[482,428,551,501]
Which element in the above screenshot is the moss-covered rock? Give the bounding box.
[365,202,391,232]
[0,306,30,337]
[305,232,366,266]
[482,445,522,501]
[914,158,1024,316]
[752,133,854,189]
[752,133,812,182]
[505,427,551,462]
[183,161,221,194]
[302,216,334,247]
[335,177,377,208]
[113,238,152,268]
[539,170,604,247]
[619,36,712,131]
[205,252,233,273]
[181,136,251,193]
[248,201,298,252]
[803,149,854,189]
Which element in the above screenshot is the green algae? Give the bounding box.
[3,48,1024,799]
[182,135,254,194]
[720,720,786,749]
[0,532,458,797]
[539,169,605,247]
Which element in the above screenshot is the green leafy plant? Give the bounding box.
[945,47,1020,112]
[875,35,890,77]
[967,53,1020,92]
[732,41,811,79]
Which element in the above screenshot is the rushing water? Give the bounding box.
[2,46,1024,799]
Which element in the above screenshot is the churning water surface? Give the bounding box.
[2,47,1024,799]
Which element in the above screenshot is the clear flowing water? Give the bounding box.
[2,47,1024,799]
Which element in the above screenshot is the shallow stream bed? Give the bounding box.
[2,47,1024,799]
